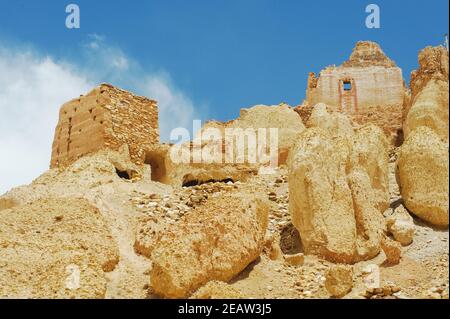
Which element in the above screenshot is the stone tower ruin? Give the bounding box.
[50,83,159,168]
[306,41,404,113]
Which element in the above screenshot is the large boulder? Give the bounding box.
[404,79,449,141]
[396,127,449,226]
[288,106,388,263]
[150,192,269,298]
[0,198,119,298]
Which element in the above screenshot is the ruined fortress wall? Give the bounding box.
[51,84,158,168]
[306,66,404,113]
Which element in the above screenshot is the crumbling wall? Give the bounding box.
[304,42,405,145]
[306,66,404,112]
[51,84,158,168]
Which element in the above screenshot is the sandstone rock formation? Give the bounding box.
[381,236,401,265]
[386,205,415,246]
[149,192,269,298]
[51,83,159,168]
[397,46,449,228]
[396,127,449,226]
[306,103,354,138]
[0,198,119,298]
[288,106,388,263]
[325,265,353,298]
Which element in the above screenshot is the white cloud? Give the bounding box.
[0,37,202,194]
[0,47,92,194]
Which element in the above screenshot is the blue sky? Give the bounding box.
[0,0,448,193]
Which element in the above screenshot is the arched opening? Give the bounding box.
[145,151,167,183]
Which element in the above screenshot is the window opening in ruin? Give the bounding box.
[343,81,352,91]
[182,176,234,188]
[115,168,131,180]
[145,152,167,183]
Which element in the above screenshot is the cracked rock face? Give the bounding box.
[288,106,388,264]
[149,191,269,298]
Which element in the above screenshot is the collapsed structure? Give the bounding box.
[306,41,404,112]
[300,41,406,144]
[50,83,159,168]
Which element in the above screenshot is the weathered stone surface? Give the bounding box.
[150,192,269,298]
[190,281,243,299]
[325,265,353,298]
[283,253,305,266]
[386,205,415,246]
[288,106,388,263]
[0,198,119,298]
[306,103,354,138]
[51,83,159,168]
[381,237,401,265]
[404,79,449,141]
[396,127,449,226]
[409,46,449,105]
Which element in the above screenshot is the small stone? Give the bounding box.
[283,253,305,266]
[325,265,353,298]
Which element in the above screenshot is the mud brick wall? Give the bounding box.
[51,83,158,168]
[306,66,404,113]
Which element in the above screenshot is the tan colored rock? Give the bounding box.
[386,205,415,246]
[404,79,449,141]
[0,198,119,298]
[283,253,305,266]
[263,233,283,261]
[409,46,449,106]
[307,103,355,138]
[349,124,390,213]
[150,192,269,298]
[396,127,449,226]
[288,112,388,263]
[381,237,401,265]
[325,265,354,298]
[190,281,243,299]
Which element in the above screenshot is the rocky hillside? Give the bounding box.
[0,44,448,299]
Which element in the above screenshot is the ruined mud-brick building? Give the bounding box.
[306,41,404,112]
[303,41,406,144]
[51,84,159,168]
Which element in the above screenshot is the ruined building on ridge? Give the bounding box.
[50,83,159,168]
[298,41,407,144]
[306,41,405,112]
